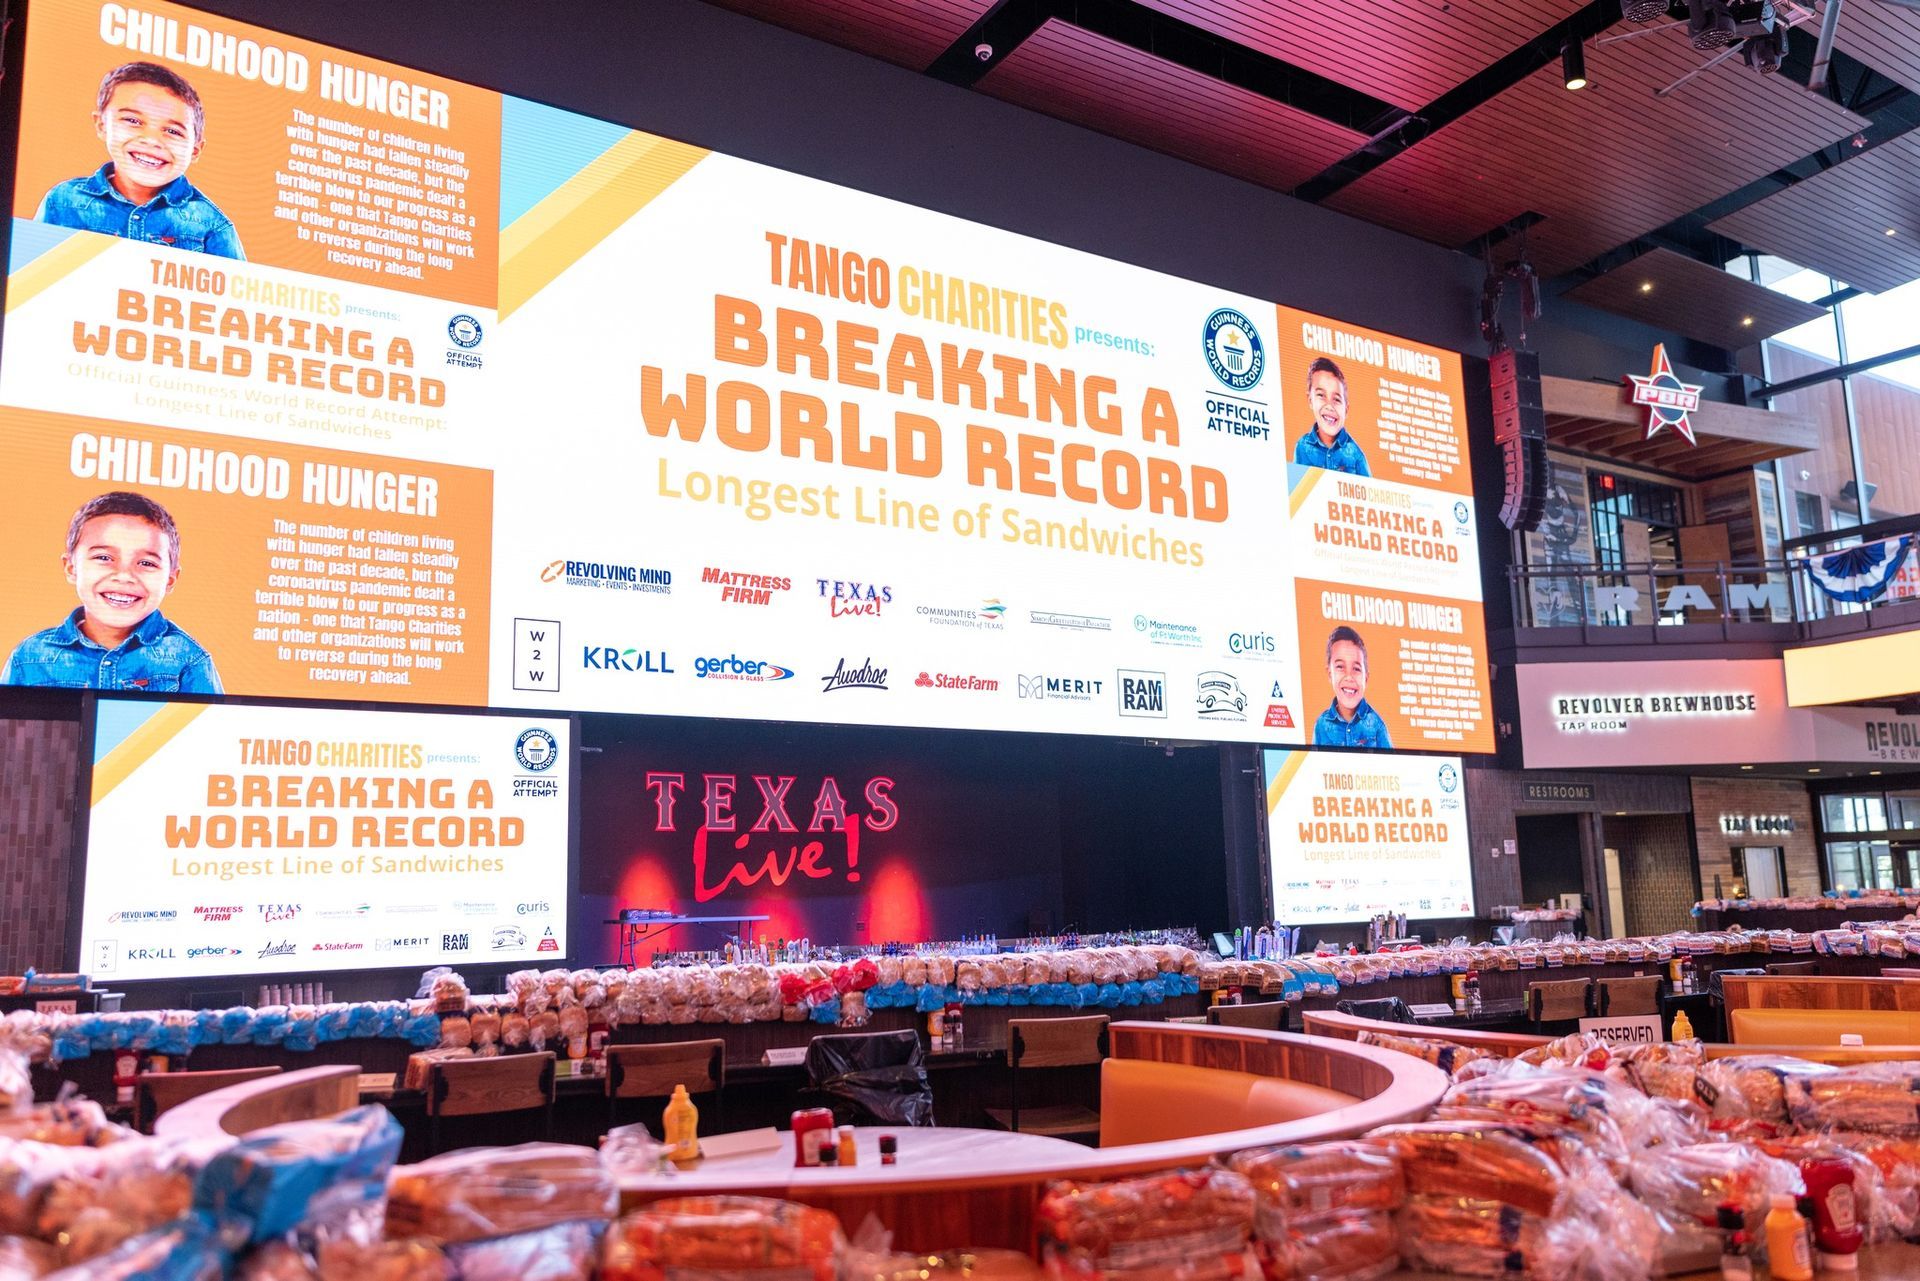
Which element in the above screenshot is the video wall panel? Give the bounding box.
[0,0,1491,751]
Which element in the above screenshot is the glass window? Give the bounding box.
[1823,793,1888,832]
[1889,794,1920,831]
[1828,842,1867,891]
[1840,280,1920,527]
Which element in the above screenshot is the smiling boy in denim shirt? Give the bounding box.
[2,492,223,693]
[36,62,244,259]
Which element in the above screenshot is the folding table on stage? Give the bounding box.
[603,909,771,967]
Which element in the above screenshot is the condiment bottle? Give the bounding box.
[818,1143,838,1167]
[1715,1202,1751,1280]
[1672,1008,1695,1041]
[1765,1193,1813,1281]
[879,1133,898,1165]
[662,1084,699,1166]
[791,1107,835,1167]
[1798,1165,1863,1273]
[837,1125,857,1167]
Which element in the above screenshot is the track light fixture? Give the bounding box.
[1563,38,1589,90]
[1621,0,1669,18]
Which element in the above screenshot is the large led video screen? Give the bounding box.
[76,696,571,983]
[1263,748,1473,924]
[0,0,1491,751]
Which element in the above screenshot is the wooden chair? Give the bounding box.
[1525,978,1593,1029]
[1595,975,1663,1017]
[425,1052,556,1155]
[1207,1000,1289,1031]
[1882,968,1920,979]
[135,1066,281,1134]
[985,1015,1108,1140]
[1766,961,1820,977]
[606,1039,725,1135]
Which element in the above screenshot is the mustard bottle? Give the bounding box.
[1765,1193,1813,1281]
[663,1083,700,1166]
[1672,1008,1695,1041]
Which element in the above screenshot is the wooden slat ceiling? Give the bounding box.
[1835,2,1920,93]
[1562,247,1831,349]
[1321,31,1867,275]
[701,0,994,72]
[1543,375,1821,481]
[977,19,1367,194]
[1133,0,1588,111]
[1707,132,1920,295]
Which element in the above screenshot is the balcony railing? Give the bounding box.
[1509,529,1920,637]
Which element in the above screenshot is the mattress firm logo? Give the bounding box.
[540,558,671,594]
[702,567,791,606]
[1550,691,1759,734]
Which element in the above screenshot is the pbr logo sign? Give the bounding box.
[1627,344,1702,446]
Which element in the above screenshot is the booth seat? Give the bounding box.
[1728,1007,1920,1046]
[1098,1057,1356,1146]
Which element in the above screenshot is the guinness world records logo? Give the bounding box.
[1202,307,1264,392]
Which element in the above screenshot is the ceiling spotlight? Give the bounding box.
[1639,281,1654,293]
[1743,23,1788,72]
[1622,0,1669,18]
[1871,770,1884,776]
[1742,316,1754,326]
[1689,1,1738,47]
[1809,767,1821,773]
[1564,38,1589,90]
[1888,228,1900,237]
[1740,764,1754,770]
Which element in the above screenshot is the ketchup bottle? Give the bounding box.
[1800,1157,1863,1272]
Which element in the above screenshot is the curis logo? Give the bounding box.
[702,567,791,606]
[1202,307,1264,392]
[192,905,243,922]
[694,653,794,681]
[647,771,900,903]
[1228,630,1276,656]
[915,671,999,692]
[1117,669,1167,718]
[822,657,888,692]
[583,645,673,673]
[818,578,892,618]
[517,901,551,916]
[541,558,671,594]
[515,727,559,772]
[258,903,300,923]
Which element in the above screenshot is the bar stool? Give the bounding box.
[1206,1000,1289,1031]
[425,1052,556,1155]
[605,1039,725,1135]
[1594,975,1663,1017]
[984,1014,1107,1140]
[1525,977,1594,1031]
[135,1066,282,1134]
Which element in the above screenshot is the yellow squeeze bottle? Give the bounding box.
[663,1083,700,1166]
[1765,1193,1813,1281]
[1671,1008,1694,1041]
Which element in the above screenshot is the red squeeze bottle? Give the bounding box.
[1801,1157,1863,1270]
[791,1108,835,1168]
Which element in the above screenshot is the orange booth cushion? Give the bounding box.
[1728,1008,1920,1046]
[1098,1057,1358,1147]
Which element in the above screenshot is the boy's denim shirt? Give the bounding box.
[2,608,224,693]
[37,166,245,259]
[1292,427,1372,477]
[1312,696,1392,749]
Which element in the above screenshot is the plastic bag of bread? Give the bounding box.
[0,1234,57,1278]
[600,1194,843,1281]
[402,1047,473,1092]
[196,1105,403,1247]
[0,1052,30,1117]
[1626,1140,1802,1272]
[385,1143,615,1245]
[1824,1133,1920,1240]
[1783,1061,1920,1135]
[1036,1168,1256,1281]
[529,1009,562,1049]
[1610,1039,1704,1103]
[37,1135,223,1266]
[845,1246,1040,1281]
[437,1015,471,1050]
[1354,1030,1492,1079]
[499,1013,530,1050]
[445,1218,602,1281]
[926,955,956,987]
[1228,1141,1402,1281]
[1370,1121,1656,1280]
[1694,1054,1834,1123]
[40,1211,224,1280]
[1515,1031,1613,1073]
[236,1181,447,1281]
[0,1096,129,1148]
[468,1009,500,1057]
[1437,1071,1636,1176]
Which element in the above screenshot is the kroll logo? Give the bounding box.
[541,559,671,594]
[582,645,673,673]
[1117,669,1167,718]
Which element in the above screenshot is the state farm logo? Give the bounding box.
[258,903,301,923]
[818,578,892,618]
[258,940,296,959]
[1018,674,1103,702]
[915,670,999,692]
[822,657,888,692]
[1117,669,1167,718]
[312,942,364,953]
[192,905,243,922]
[702,567,791,605]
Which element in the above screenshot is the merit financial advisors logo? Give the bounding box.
[822,658,888,692]
[1018,674,1104,702]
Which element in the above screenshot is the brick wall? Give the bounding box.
[0,719,81,975]
[1606,813,1698,936]
[1465,765,1693,914]
[1690,776,1819,896]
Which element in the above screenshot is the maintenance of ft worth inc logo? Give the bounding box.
[1627,344,1703,446]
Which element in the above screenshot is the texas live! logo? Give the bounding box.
[819,578,892,618]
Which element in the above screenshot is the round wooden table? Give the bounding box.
[619,1125,1089,1194]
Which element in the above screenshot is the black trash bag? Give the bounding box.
[798,1030,936,1127]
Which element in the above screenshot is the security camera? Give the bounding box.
[974,42,994,62]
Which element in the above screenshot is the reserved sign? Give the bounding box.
[1579,1014,1663,1045]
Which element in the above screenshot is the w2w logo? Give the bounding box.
[514,618,560,691]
